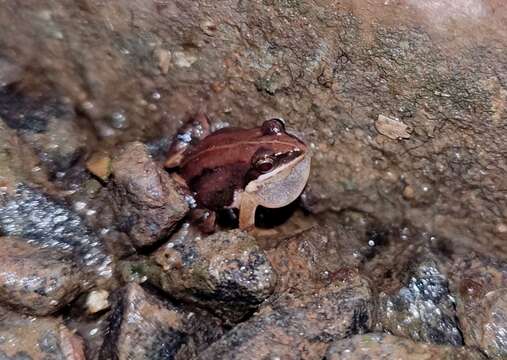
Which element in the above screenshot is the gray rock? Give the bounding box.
[325,333,486,360]
[0,89,87,173]
[0,186,113,287]
[378,247,462,346]
[99,283,223,360]
[111,141,189,248]
[0,308,86,360]
[198,276,373,360]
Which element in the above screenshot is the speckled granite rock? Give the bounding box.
[122,227,277,323]
[0,308,85,360]
[99,283,223,360]
[325,333,486,360]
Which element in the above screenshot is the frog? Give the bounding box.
[165,113,311,233]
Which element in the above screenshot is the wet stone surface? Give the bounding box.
[0,186,113,285]
[111,141,189,248]
[99,283,223,360]
[449,255,507,359]
[325,333,486,360]
[378,248,462,346]
[0,236,87,316]
[198,276,373,360]
[124,227,277,323]
[0,308,86,360]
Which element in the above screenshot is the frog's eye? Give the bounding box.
[261,118,285,135]
[254,157,275,173]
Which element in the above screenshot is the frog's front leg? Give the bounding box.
[238,193,258,230]
[190,208,217,234]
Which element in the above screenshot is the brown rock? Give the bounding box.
[99,283,223,360]
[111,141,189,248]
[325,333,486,360]
[0,308,86,360]
[0,236,90,315]
[86,151,112,181]
[449,255,507,359]
[198,276,373,360]
[126,227,277,323]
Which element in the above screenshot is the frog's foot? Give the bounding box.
[191,208,216,234]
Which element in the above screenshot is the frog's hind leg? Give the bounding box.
[239,194,258,230]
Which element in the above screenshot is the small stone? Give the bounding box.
[173,51,198,68]
[154,48,171,74]
[403,185,415,199]
[86,290,110,314]
[111,141,189,248]
[86,152,112,181]
[375,114,411,140]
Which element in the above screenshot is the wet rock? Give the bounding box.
[124,227,277,323]
[0,308,86,359]
[198,276,373,360]
[85,289,110,315]
[0,186,113,288]
[0,236,88,315]
[378,246,462,346]
[99,283,223,360]
[325,333,486,360]
[0,89,88,173]
[0,58,22,87]
[449,255,507,359]
[0,119,49,192]
[111,141,188,248]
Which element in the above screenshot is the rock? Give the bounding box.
[449,255,507,359]
[0,89,89,173]
[375,114,411,140]
[325,333,486,360]
[0,308,86,360]
[198,276,373,360]
[0,57,22,87]
[0,119,49,193]
[85,151,112,181]
[0,186,113,288]
[0,236,89,315]
[122,226,277,323]
[99,283,223,360]
[378,245,462,346]
[85,289,110,314]
[111,141,189,248]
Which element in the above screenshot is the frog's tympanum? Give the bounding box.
[165,114,311,233]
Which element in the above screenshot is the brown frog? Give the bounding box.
[165,114,311,233]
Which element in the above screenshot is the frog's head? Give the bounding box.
[244,118,311,209]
